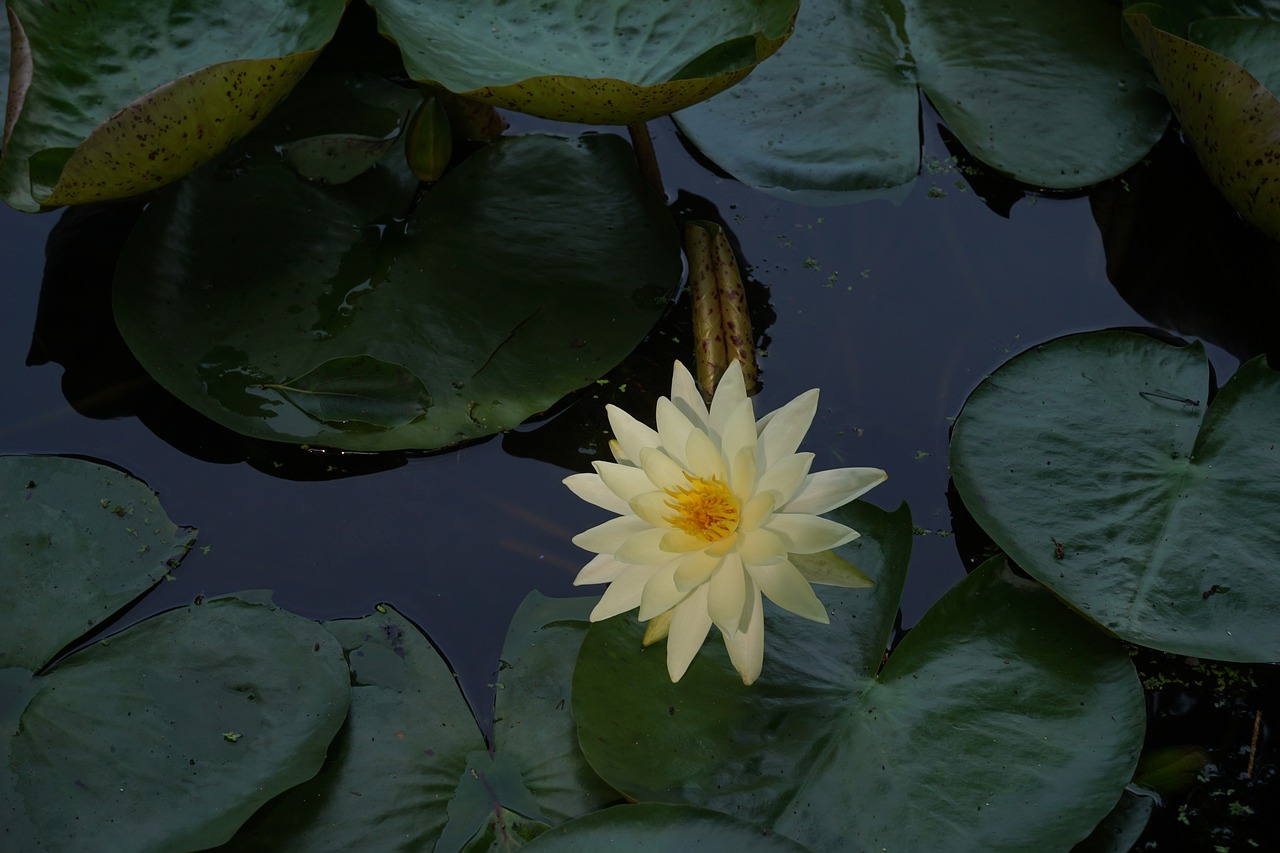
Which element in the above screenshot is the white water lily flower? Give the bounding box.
[564,360,887,685]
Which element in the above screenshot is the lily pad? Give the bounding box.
[4,595,350,853]
[1126,5,1280,241]
[674,0,1170,199]
[113,129,681,451]
[1,0,345,211]
[0,455,197,672]
[950,330,1280,661]
[521,803,812,852]
[223,595,617,850]
[366,0,798,124]
[573,503,1146,851]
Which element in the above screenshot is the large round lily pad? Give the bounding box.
[1,0,344,211]
[113,130,681,451]
[6,595,351,853]
[674,0,1170,199]
[522,803,811,852]
[951,330,1280,661]
[366,0,798,124]
[573,503,1144,851]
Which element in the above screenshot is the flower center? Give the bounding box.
[663,474,740,542]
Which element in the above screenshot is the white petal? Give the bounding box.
[572,515,651,555]
[719,398,758,471]
[707,552,747,635]
[757,388,819,470]
[722,584,764,685]
[608,438,629,464]
[564,472,630,515]
[661,529,710,553]
[673,550,721,592]
[639,446,688,491]
[614,527,673,565]
[728,445,756,505]
[589,563,659,620]
[656,397,697,469]
[766,513,860,554]
[639,557,693,620]
[708,360,748,438]
[666,585,712,682]
[746,559,830,623]
[669,360,709,429]
[754,452,813,508]
[574,553,628,586]
[737,527,787,565]
[607,404,660,466]
[781,467,888,515]
[684,429,727,481]
[642,608,673,645]
[595,460,662,504]
[739,492,776,532]
[630,491,676,528]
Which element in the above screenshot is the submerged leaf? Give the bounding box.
[262,355,431,430]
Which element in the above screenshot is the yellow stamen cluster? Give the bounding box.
[663,474,739,542]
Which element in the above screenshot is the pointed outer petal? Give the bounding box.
[639,446,689,492]
[572,515,652,555]
[684,428,727,481]
[607,404,660,467]
[739,492,776,532]
[589,563,660,621]
[707,552,747,636]
[737,527,788,566]
[642,608,673,646]
[595,460,662,504]
[656,397,701,469]
[754,452,814,508]
[639,556,694,620]
[669,360,709,430]
[608,439,629,464]
[574,553,628,586]
[780,467,889,515]
[630,491,677,528]
[756,388,819,470]
[719,396,758,463]
[790,549,874,589]
[728,445,757,503]
[615,527,676,566]
[708,360,748,438]
[765,513,860,554]
[666,585,713,682]
[673,550,722,592]
[661,529,709,554]
[745,559,830,624]
[564,472,630,515]
[722,585,765,686]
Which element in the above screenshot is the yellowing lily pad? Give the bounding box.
[1126,5,1280,241]
[1,0,345,211]
[366,0,798,124]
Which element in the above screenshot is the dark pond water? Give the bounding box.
[2,104,1276,847]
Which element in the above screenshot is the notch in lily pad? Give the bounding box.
[260,354,431,430]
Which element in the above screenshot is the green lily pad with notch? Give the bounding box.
[521,803,812,852]
[113,129,681,451]
[365,0,798,124]
[674,0,1170,200]
[1,0,345,212]
[951,330,1280,660]
[573,502,1146,852]
[1126,5,1280,241]
[3,593,351,853]
[0,455,197,672]
[222,595,618,851]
